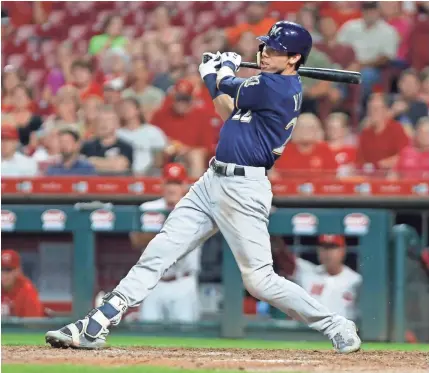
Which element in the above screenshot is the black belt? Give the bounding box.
[210,159,267,176]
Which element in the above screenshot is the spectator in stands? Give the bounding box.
[31,126,61,174]
[390,117,429,179]
[46,128,95,176]
[152,43,188,93]
[272,113,337,179]
[1,65,24,113]
[89,15,127,56]
[300,49,341,116]
[1,1,51,27]
[118,97,167,175]
[43,88,83,134]
[122,59,165,122]
[1,8,12,42]
[390,69,428,127]
[319,2,362,29]
[6,85,43,147]
[407,3,429,72]
[337,2,399,101]
[420,67,429,105]
[1,249,44,318]
[295,4,322,43]
[224,2,276,47]
[315,16,358,72]
[152,79,212,178]
[144,5,184,46]
[357,93,410,175]
[103,78,123,109]
[42,41,75,105]
[325,113,357,178]
[71,60,103,102]
[101,47,130,85]
[235,31,260,79]
[272,235,362,321]
[82,95,103,140]
[1,126,37,177]
[81,105,133,175]
[379,1,412,64]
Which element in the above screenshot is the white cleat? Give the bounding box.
[331,320,361,353]
[45,318,108,350]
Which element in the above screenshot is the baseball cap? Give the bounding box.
[318,235,345,248]
[163,163,187,183]
[174,79,194,101]
[103,77,125,91]
[1,126,19,140]
[1,249,21,270]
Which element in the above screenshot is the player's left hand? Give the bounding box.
[220,52,242,72]
[199,52,221,79]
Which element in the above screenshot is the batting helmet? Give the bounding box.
[257,21,313,64]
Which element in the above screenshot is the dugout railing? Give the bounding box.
[1,204,421,341]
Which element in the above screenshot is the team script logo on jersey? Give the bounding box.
[244,76,260,87]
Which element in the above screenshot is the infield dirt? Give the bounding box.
[3,346,429,372]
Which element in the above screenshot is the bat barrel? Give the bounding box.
[239,62,361,85]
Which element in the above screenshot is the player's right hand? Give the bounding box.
[199,52,221,79]
[220,52,242,72]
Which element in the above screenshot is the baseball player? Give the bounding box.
[129,163,201,323]
[46,21,361,353]
[274,235,362,321]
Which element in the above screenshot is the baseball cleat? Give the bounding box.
[45,292,128,350]
[330,320,361,353]
[45,318,108,350]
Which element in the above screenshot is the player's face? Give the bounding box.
[1,268,18,289]
[163,182,185,206]
[260,46,301,73]
[318,246,345,271]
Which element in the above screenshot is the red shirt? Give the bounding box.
[1,275,44,317]
[357,120,409,170]
[331,145,357,167]
[151,102,213,149]
[275,142,337,178]
[394,145,429,179]
[79,81,104,102]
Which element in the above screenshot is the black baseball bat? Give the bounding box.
[203,55,361,85]
[240,61,361,84]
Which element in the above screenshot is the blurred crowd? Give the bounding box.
[1,1,428,180]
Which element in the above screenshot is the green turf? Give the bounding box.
[2,333,429,351]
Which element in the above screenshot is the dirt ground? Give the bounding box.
[3,346,428,372]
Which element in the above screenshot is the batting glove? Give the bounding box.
[220,52,242,72]
[199,52,222,79]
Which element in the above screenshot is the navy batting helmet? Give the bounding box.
[257,21,312,64]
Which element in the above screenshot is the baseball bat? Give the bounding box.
[203,55,361,85]
[240,61,362,85]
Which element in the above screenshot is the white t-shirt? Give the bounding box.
[117,124,167,175]
[337,19,398,63]
[292,258,362,321]
[139,198,201,278]
[1,152,38,177]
